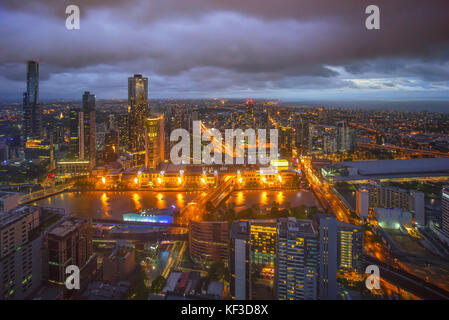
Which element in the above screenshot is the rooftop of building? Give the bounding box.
[230,219,277,239]
[278,217,316,237]
[0,205,39,227]
[326,157,449,181]
[82,281,130,300]
[47,216,88,238]
[162,271,223,299]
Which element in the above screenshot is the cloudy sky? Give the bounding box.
[1,0,449,101]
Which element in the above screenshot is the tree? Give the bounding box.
[207,261,228,282]
[127,268,150,300]
[309,206,319,215]
[205,201,215,213]
[150,275,166,294]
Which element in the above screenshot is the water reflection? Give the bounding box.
[226,190,320,212]
[34,191,200,220]
[101,193,111,217]
[132,193,142,212]
[34,190,320,220]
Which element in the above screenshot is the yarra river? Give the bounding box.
[33,190,320,220]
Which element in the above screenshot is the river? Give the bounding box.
[33,189,320,220]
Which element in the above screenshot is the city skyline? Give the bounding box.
[1,0,449,304]
[1,1,449,101]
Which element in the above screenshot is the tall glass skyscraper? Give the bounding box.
[80,91,96,169]
[128,74,149,166]
[23,60,42,139]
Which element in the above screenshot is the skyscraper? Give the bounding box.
[128,74,149,166]
[315,214,337,300]
[276,218,318,300]
[145,114,165,169]
[44,216,96,296]
[104,129,119,163]
[80,91,96,168]
[114,113,129,152]
[336,121,354,153]
[68,107,81,159]
[0,206,42,300]
[442,186,449,237]
[314,214,363,300]
[23,60,42,139]
[230,219,277,300]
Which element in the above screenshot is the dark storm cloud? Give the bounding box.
[0,0,448,99]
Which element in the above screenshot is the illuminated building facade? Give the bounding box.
[24,139,51,160]
[145,115,165,169]
[114,113,129,152]
[336,222,363,272]
[276,218,318,300]
[68,107,81,159]
[230,219,276,300]
[104,129,119,163]
[128,74,149,166]
[80,91,96,169]
[55,160,91,177]
[336,121,354,153]
[189,221,229,264]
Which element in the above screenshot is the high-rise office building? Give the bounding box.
[295,117,309,155]
[276,218,318,300]
[442,186,449,237]
[44,216,96,294]
[323,132,337,154]
[336,221,363,272]
[279,126,295,158]
[0,206,42,300]
[104,129,119,163]
[315,215,337,300]
[80,91,96,169]
[114,113,129,152]
[145,114,165,169]
[189,221,229,264]
[128,74,149,166]
[68,107,81,159]
[336,121,354,153]
[314,214,364,299]
[23,60,42,139]
[230,219,277,300]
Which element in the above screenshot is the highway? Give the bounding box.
[357,142,449,157]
